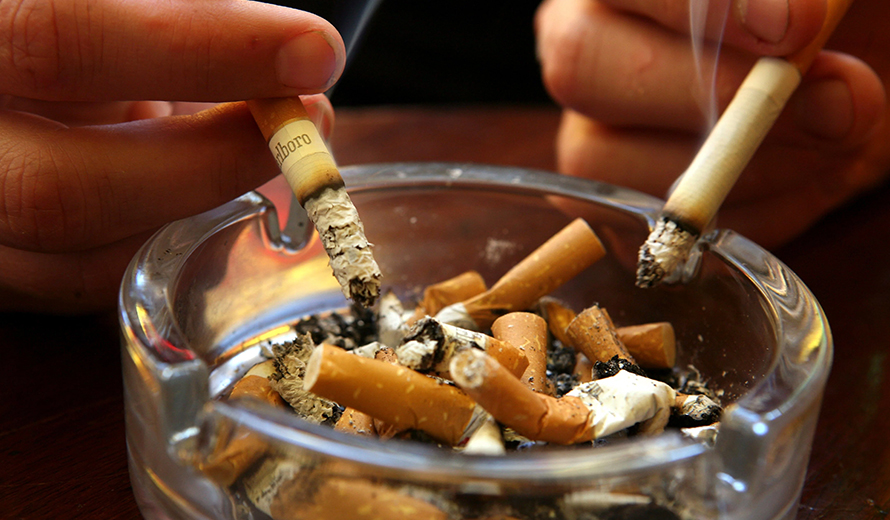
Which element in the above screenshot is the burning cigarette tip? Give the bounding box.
[636,217,698,289]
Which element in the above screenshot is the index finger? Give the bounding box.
[599,0,828,56]
[0,0,346,102]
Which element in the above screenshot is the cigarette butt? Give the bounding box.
[248,97,381,308]
[395,317,528,379]
[538,297,577,348]
[672,393,723,427]
[198,360,284,485]
[573,353,594,383]
[377,291,411,348]
[566,371,676,439]
[334,407,376,436]
[408,270,488,326]
[304,343,481,445]
[565,305,635,365]
[450,349,594,445]
[444,218,605,330]
[492,312,551,395]
[256,465,452,520]
[616,322,676,370]
[463,414,506,455]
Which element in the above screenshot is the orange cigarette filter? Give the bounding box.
[334,407,375,436]
[271,476,451,520]
[459,218,606,329]
[539,297,577,348]
[199,361,286,485]
[573,353,594,384]
[408,270,488,325]
[450,349,593,445]
[565,305,635,365]
[616,322,676,370]
[492,312,551,394]
[304,343,479,445]
[247,97,342,204]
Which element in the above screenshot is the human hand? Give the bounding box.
[0,0,344,313]
[535,0,889,249]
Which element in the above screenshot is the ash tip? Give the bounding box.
[348,274,382,308]
[635,217,698,289]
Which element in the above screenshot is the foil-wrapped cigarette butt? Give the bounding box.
[565,305,635,365]
[437,218,605,330]
[616,322,676,370]
[304,343,482,445]
[198,360,285,485]
[492,312,551,394]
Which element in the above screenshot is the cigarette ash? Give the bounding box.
[268,334,341,426]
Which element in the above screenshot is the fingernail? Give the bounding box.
[276,31,342,90]
[735,0,789,43]
[793,79,854,140]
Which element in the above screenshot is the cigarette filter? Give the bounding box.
[304,343,484,445]
[244,457,452,520]
[334,407,376,436]
[615,322,676,370]
[408,270,488,325]
[248,97,381,307]
[436,218,605,330]
[492,312,551,394]
[450,348,594,445]
[565,305,635,365]
[395,317,528,379]
[198,360,285,485]
[538,296,577,348]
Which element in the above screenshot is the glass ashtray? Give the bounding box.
[120,163,831,520]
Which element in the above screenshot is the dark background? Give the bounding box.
[273,0,552,106]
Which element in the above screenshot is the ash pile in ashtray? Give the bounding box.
[198,218,724,520]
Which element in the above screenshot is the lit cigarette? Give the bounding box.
[451,349,677,442]
[198,360,285,486]
[436,218,605,330]
[491,312,551,394]
[636,0,853,288]
[615,322,676,371]
[565,305,635,365]
[395,317,528,379]
[303,343,485,445]
[408,270,488,326]
[248,97,381,307]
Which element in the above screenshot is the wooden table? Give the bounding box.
[1,106,888,519]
